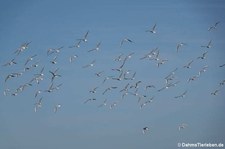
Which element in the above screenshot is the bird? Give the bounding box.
[109,102,117,109]
[50,56,58,64]
[112,71,124,81]
[201,40,212,48]
[219,80,225,86]
[98,99,107,108]
[178,123,188,131]
[142,127,150,134]
[69,55,78,63]
[88,42,101,52]
[145,84,156,90]
[102,86,117,95]
[24,54,37,65]
[211,89,219,96]
[174,91,187,99]
[77,31,89,43]
[114,53,124,62]
[34,90,42,98]
[208,21,220,31]
[84,98,96,104]
[2,58,17,66]
[140,97,154,109]
[89,87,98,94]
[69,40,82,48]
[219,64,225,68]
[120,38,134,47]
[95,71,104,77]
[3,88,11,96]
[14,41,32,55]
[176,42,187,53]
[54,104,61,113]
[183,60,194,69]
[102,76,113,84]
[34,97,43,112]
[198,65,208,76]
[187,75,199,83]
[82,60,96,68]
[146,23,157,34]
[197,51,208,60]
[49,68,61,82]
[157,59,168,67]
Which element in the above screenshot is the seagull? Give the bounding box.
[49,68,61,82]
[69,55,78,63]
[157,59,168,67]
[145,84,156,90]
[35,90,42,98]
[198,65,208,76]
[219,80,225,86]
[45,83,55,93]
[112,71,124,81]
[77,31,89,43]
[178,123,188,131]
[125,52,135,59]
[69,40,82,48]
[120,38,134,47]
[102,86,117,95]
[140,97,154,109]
[219,64,225,68]
[174,91,187,99]
[14,41,32,55]
[84,98,96,104]
[88,42,101,52]
[5,72,22,82]
[95,71,104,77]
[114,53,124,62]
[89,87,98,94]
[3,88,10,96]
[183,60,194,69]
[102,76,113,84]
[158,81,180,92]
[208,21,220,31]
[140,48,159,60]
[176,42,187,53]
[146,23,157,34]
[82,60,96,68]
[2,58,17,66]
[197,51,208,60]
[187,75,199,83]
[34,97,43,112]
[109,102,117,109]
[98,99,107,108]
[201,40,212,48]
[124,71,136,80]
[50,56,57,64]
[54,104,61,113]
[142,127,150,134]
[211,89,219,96]
[120,83,130,92]
[24,54,37,65]
[130,81,141,89]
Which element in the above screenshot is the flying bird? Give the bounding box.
[88,42,101,52]
[146,23,157,34]
[82,60,96,68]
[201,40,212,48]
[208,21,220,31]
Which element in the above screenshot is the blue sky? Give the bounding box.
[0,0,225,149]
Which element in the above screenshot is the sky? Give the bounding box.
[0,0,225,149]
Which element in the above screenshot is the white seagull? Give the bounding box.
[146,23,157,34]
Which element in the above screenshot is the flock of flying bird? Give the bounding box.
[1,21,225,135]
